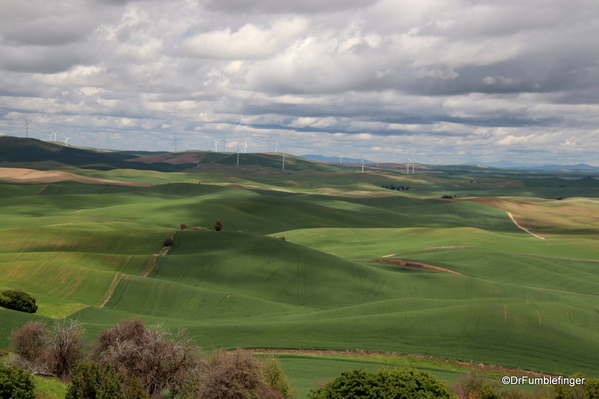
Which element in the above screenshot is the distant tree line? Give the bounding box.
[381,184,410,191]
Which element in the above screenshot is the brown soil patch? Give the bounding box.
[372,258,463,275]
[0,168,151,187]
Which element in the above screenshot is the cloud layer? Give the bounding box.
[1,0,598,165]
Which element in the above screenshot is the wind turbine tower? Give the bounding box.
[361,156,365,173]
[22,118,30,138]
[172,136,178,152]
[274,138,280,153]
[63,135,71,147]
[243,138,249,153]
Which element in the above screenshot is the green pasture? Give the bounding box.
[1,152,599,395]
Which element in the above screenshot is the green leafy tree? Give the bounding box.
[0,289,38,313]
[0,364,36,399]
[308,367,456,399]
[66,363,148,399]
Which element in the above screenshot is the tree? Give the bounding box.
[178,223,187,230]
[92,318,204,398]
[0,363,36,399]
[308,367,456,399]
[214,220,223,231]
[45,319,86,380]
[9,321,47,363]
[0,289,38,313]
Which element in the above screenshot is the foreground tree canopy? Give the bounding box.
[308,367,456,399]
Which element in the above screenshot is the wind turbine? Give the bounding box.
[339,153,344,164]
[411,156,417,174]
[266,137,271,153]
[361,156,365,173]
[274,138,280,153]
[46,133,53,141]
[63,134,71,147]
[243,138,249,153]
[22,118,30,138]
[213,138,223,152]
[281,149,287,170]
[172,136,178,152]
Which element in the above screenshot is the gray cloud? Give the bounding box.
[0,0,598,165]
[204,0,379,14]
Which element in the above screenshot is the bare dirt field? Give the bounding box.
[0,168,151,186]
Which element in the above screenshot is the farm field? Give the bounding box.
[1,138,599,395]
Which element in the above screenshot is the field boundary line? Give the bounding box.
[98,272,124,308]
[507,211,545,239]
[141,232,176,277]
[35,185,48,195]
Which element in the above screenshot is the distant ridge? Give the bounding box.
[464,160,599,171]
[299,154,372,164]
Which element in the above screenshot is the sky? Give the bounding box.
[1,0,599,165]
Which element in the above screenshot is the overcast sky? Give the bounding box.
[1,0,598,165]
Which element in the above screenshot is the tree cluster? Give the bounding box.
[308,367,456,399]
[7,318,294,399]
[0,289,38,313]
[381,184,409,191]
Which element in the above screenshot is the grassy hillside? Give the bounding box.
[1,146,599,394]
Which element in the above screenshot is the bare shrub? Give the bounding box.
[179,223,188,230]
[9,321,47,362]
[279,237,286,241]
[44,319,86,380]
[199,350,293,399]
[92,318,204,398]
[199,349,264,399]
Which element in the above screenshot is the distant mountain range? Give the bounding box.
[463,160,599,171]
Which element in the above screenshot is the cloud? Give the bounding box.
[0,0,598,165]
[204,0,378,14]
[183,18,309,59]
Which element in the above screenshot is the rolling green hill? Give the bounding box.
[1,141,599,395]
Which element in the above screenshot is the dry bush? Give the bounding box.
[189,227,208,231]
[179,223,188,230]
[199,350,263,399]
[9,321,47,362]
[92,318,204,398]
[199,350,293,399]
[44,319,86,380]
